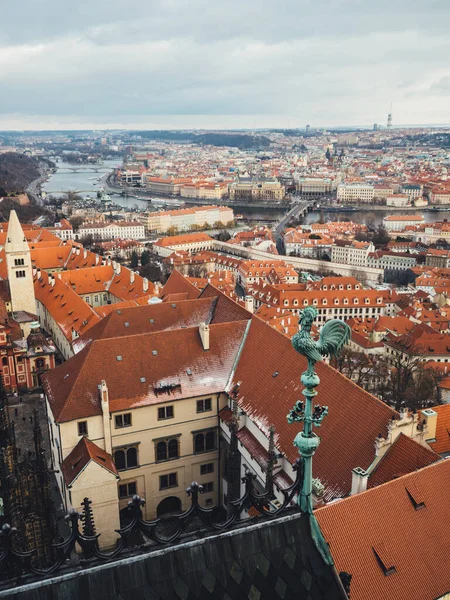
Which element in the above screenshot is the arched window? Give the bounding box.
[36,358,45,369]
[194,433,205,454]
[114,447,138,470]
[156,438,179,462]
[168,439,178,459]
[157,441,167,461]
[126,447,138,468]
[194,431,216,454]
[114,449,126,471]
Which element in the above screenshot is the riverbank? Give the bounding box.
[317,204,449,212]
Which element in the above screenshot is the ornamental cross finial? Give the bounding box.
[287,305,351,514]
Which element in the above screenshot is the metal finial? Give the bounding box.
[289,306,350,513]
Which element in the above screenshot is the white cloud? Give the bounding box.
[0,0,449,128]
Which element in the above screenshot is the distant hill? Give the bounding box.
[194,133,271,149]
[0,152,41,196]
[128,131,271,149]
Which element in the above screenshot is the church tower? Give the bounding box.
[5,210,36,315]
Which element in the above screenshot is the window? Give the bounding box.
[194,430,216,454]
[14,258,24,266]
[15,270,26,278]
[203,481,214,493]
[77,421,88,436]
[158,405,174,420]
[36,358,45,369]
[156,438,179,462]
[2,357,7,366]
[114,446,138,471]
[159,472,177,490]
[196,398,212,413]
[115,413,132,428]
[118,481,137,499]
[200,463,214,475]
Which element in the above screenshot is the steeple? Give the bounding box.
[5,210,29,254]
[5,210,36,315]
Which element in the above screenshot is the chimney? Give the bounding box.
[95,254,99,265]
[37,268,42,280]
[143,277,149,292]
[76,248,80,256]
[351,467,369,495]
[421,408,438,443]
[244,295,254,314]
[83,249,87,259]
[199,322,210,351]
[130,270,135,284]
[100,380,112,455]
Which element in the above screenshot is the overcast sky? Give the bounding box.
[1,0,449,130]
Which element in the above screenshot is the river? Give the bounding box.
[43,162,450,227]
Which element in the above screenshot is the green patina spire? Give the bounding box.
[288,305,351,564]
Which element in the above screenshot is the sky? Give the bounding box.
[1,0,449,130]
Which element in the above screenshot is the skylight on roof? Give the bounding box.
[149,319,154,324]
[124,322,129,327]
[140,377,146,383]
[186,368,192,376]
[116,355,122,361]
[152,350,158,356]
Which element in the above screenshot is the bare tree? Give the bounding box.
[332,348,444,412]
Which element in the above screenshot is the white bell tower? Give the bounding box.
[5,210,36,315]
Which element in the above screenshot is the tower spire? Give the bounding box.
[5,210,36,315]
[387,103,393,129]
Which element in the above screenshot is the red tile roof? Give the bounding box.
[34,271,101,341]
[61,437,119,486]
[155,232,213,247]
[160,270,201,301]
[231,317,397,500]
[43,321,249,422]
[428,404,450,455]
[368,433,440,488]
[315,460,450,600]
[73,295,250,353]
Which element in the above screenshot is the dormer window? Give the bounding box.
[343,298,348,305]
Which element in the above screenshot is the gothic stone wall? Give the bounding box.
[1,513,345,600]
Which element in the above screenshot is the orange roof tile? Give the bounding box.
[315,460,450,600]
[368,433,440,488]
[231,317,397,501]
[43,321,249,423]
[428,404,450,455]
[61,437,119,486]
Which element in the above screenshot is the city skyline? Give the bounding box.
[1,0,450,130]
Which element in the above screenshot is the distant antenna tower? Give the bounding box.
[387,104,393,129]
